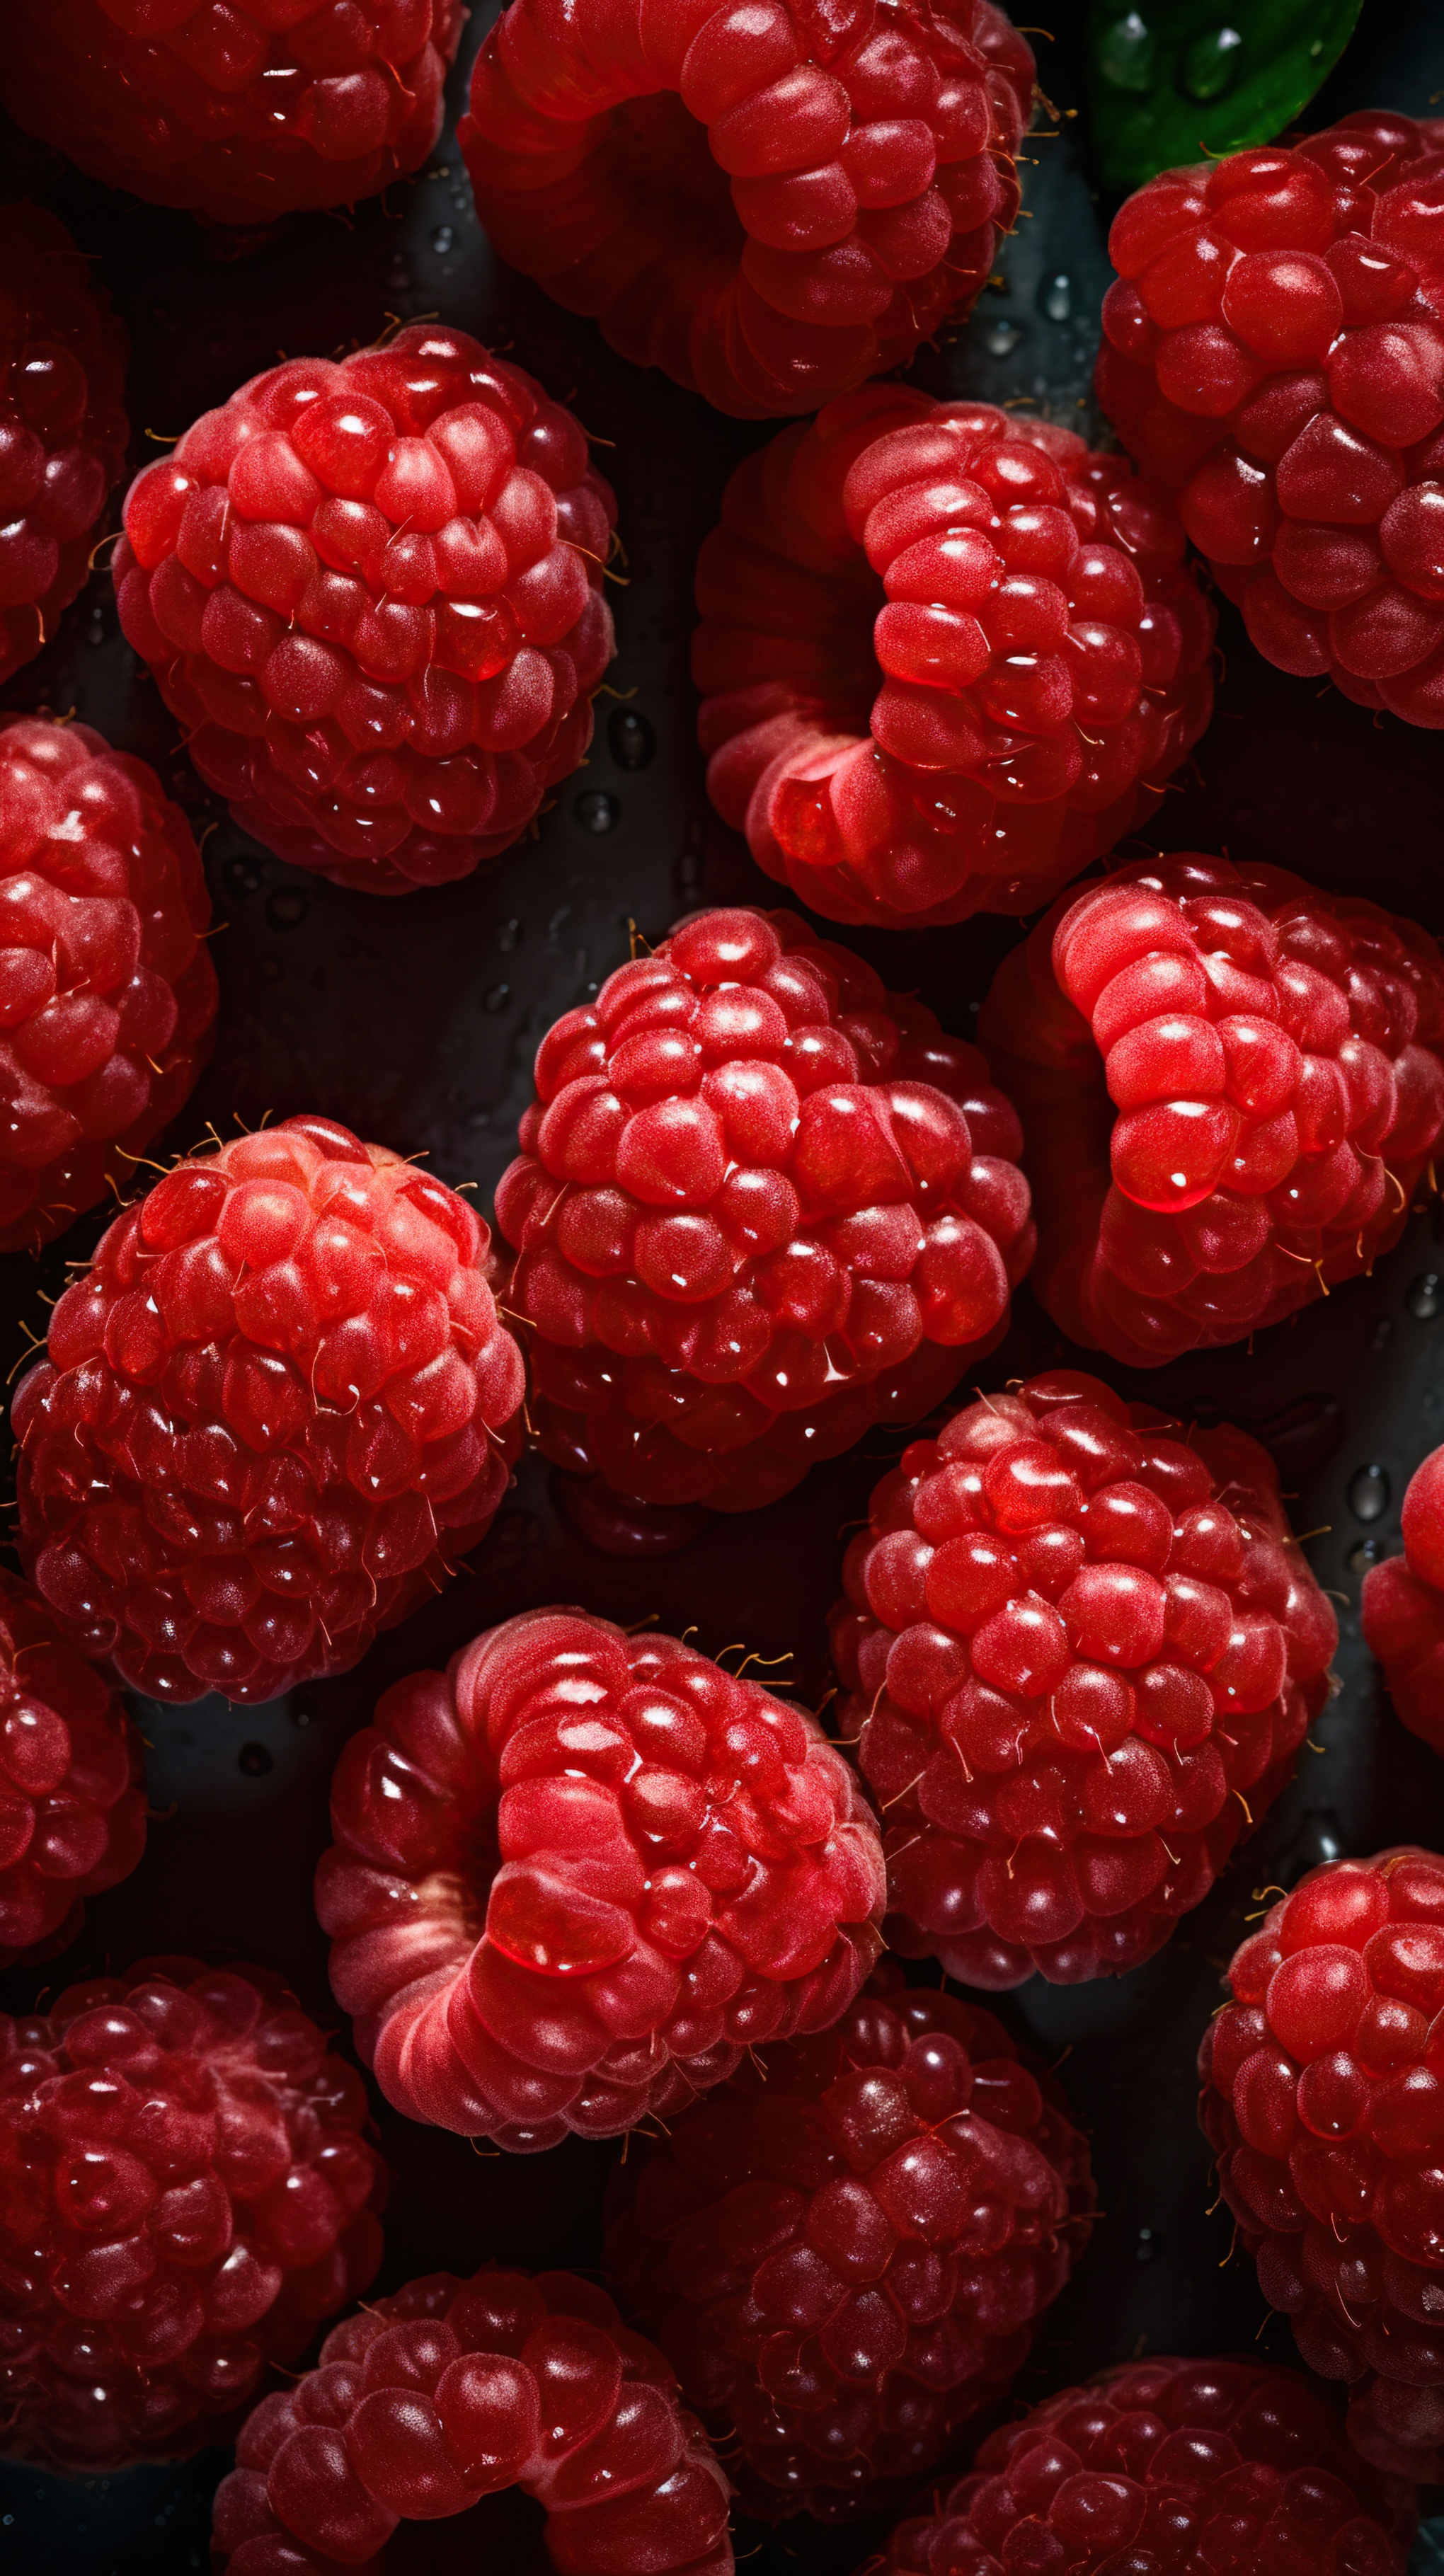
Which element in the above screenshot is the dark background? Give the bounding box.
[4,0,1444,2567]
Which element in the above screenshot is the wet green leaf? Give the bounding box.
[1086,0,1365,195]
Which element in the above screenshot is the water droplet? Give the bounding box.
[497,916,521,952]
[224,858,261,899]
[575,789,620,834]
[1409,1272,1443,1318]
[88,602,107,645]
[1038,273,1072,323]
[266,887,307,930]
[430,224,455,253]
[985,321,1022,357]
[1348,1464,1390,1524]
[1347,1539,1382,1576]
[483,982,510,1013]
[1184,23,1243,100]
[290,1691,319,1728]
[1099,8,1155,91]
[384,256,411,292]
[238,1742,273,1776]
[1135,2226,1160,2261]
[609,708,655,771]
[1372,1316,1394,1351]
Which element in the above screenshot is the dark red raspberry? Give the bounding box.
[459,0,1034,420]
[603,1958,1093,2522]
[695,390,1215,928]
[0,204,127,686]
[831,1372,1337,1989]
[878,2355,1414,2575]
[978,852,1444,1367]
[1361,1449,1444,1754]
[113,326,616,895]
[0,713,219,1254]
[1201,1851,1444,2483]
[0,1567,147,1970]
[495,904,1034,1519]
[1095,112,1444,726]
[0,0,463,229]
[12,1113,525,1705]
[0,1957,385,2472]
[318,1606,885,2151]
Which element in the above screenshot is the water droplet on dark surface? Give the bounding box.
[575,790,620,834]
[1099,8,1155,91]
[1184,23,1243,99]
[497,917,521,952]
[1347,1539,1382,1576]
[985,321,1022,357]
[224,858,262,899]
[290,1692,319,1729]
[238,1742,273,1776]
[483,982,510,1013]
[1039,273,1072,322]
[1409,1272,1443,1318]
[1135,2226,1161,2261]
[431,225,456,253]
[1348,1464,1390,1523]
[608,708,655,771]
[266,887,307,930]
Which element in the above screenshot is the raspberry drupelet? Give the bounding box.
[1096,111,1444,726]
[1361,1448,1444,1754]
[978,852,1444,1367]
[0,1568,147,1970]
[113,326,616,895]
[212,2265,733,2574]
[11,1114,525,1706]
[317,1607,885,2151]
[459,0,1034,422]
[0,1957,385,2472]
[0,714,219,1255]
[0,205,127,687]
[1201,1848,1444,2485]
[0,0,462,230]
[603,1958,1094,2522]
[495,905,1035,1522]
[695,389,1215,928]
[831,1373,1338,1990]
[878,2355,1415,2575]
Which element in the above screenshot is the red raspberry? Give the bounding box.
[695,390,1215,928]
[0,1957,385,2471]
[878,2355,1414,2575]
[212,2265,732,2574]
[0,0,462,229]
[459,0,1035,420]
[1095,112,1444,727]
[978,851,1444,1366]
[0,204,127,686]
[495,904,1035,1521]
[318,1606,885,2151]
[0,713,219,1254]
[1199,1848,1444,2485]
[113,326,616,895]
[11,1113,525,1705]
[1361,1448,1444,1754]
[830,1372,1338,1989]
[602,1957,1093,2522]
[0,1568,147,1970]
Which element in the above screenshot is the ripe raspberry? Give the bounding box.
[0,1568,147,1970]
[0,713,219,1255]
[1095,112,1444,727]
[878,2355,1414,2575]
[978,852,1444,1367]
[695,389,1215,928]
[113,326,616,895]
[0,0,462,230]
[1200,1848,1444,2485]
[495,904,1035,1520]
[0,1957,385,2472]
[0,204,127,686]
[459,0,1035,421]
[1361,1449,1444,1754]
[212,2265,732,2575]
[602,1957,1093,2522]
[831,1372,1337,1989]
[11,1113,525,1706]
[318,1606,885,2151]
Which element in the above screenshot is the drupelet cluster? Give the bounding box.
[0,1567,146,1970]
[1361,1445,1444,1752]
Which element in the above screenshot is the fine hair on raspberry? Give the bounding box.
[831,1371,1338,1988]
[0,713,219,1254]
[0,1957,385,2472]
[1361,1445,1444,1752]
[0,1567,147,1970]
[695,389,1215,927]
[318,1606,885,2149]
[1200,1847,1444,2485]
[459,0,1036,419]
[979,851,1444,1365]
[211,2263,734,2573]
[1097,110,1444,726]
[495,904,1035,1521]
[12,1113,525,1705]
[113,325,617,895]
[602,1958,1093,2522]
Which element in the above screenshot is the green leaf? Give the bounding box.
[1085,0,1365,196]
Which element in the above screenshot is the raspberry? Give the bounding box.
[831,1372,1338,1989]
[0,1568,147,1970]
[1094,112,1444,728]
[495,904,1035,1521]
[211,2265,732,2575]
[318,1606,885,2151]
[602,1957,1093,2522]
[0,204,127,686]
[11,1113,525,1706]
[113,326,616,896]
[1199,1848,1444,2485]
[878,2355,1414,2575]
[978,851,1444,1367]
[0,1957,385,2472]
[695,390,1215,928]
[459,0,1035,420]
[0,713,219,1254]
[0,0,462,230]
[1361,1448,1444,1753]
